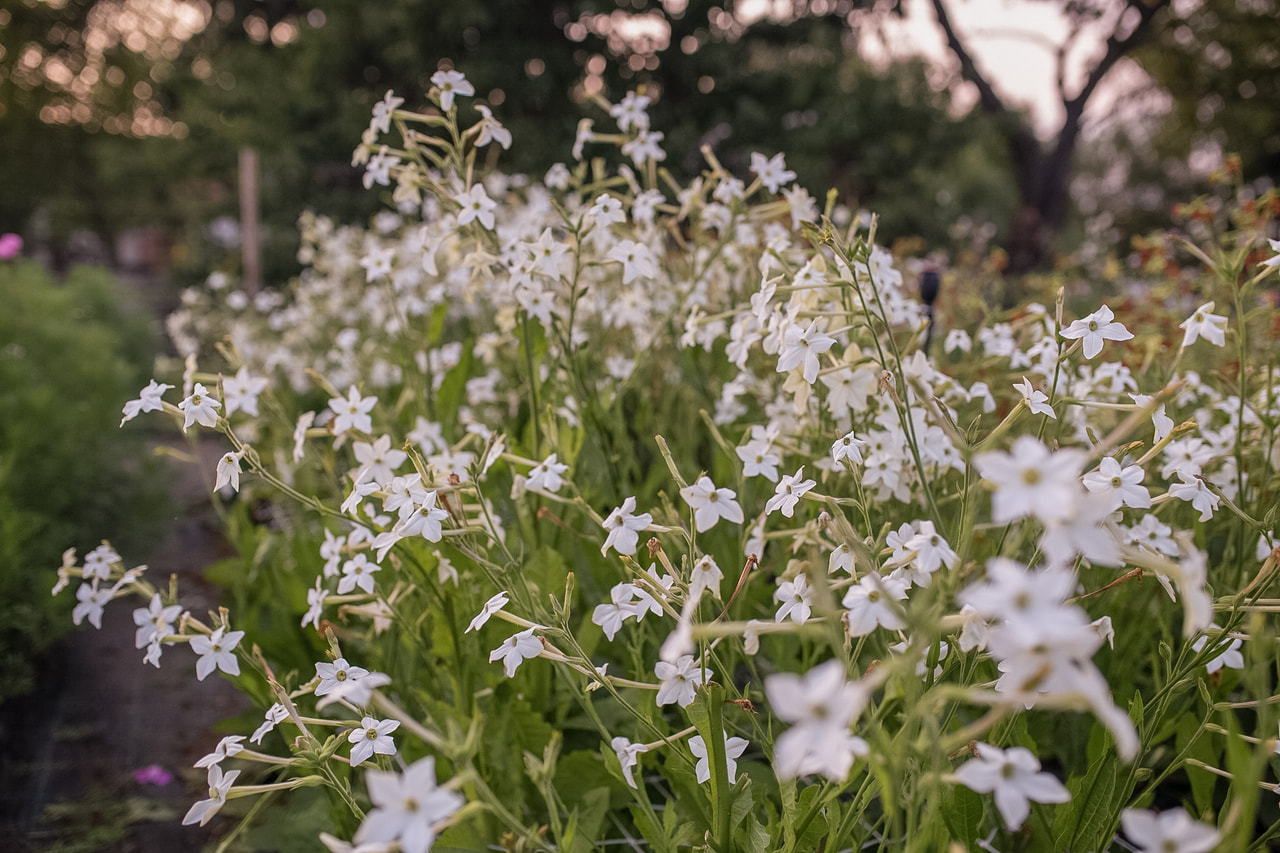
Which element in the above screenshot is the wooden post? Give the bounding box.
[238,147,261,295]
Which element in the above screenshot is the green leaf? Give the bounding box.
[563,788,609,853]
[1055,754,1118,852]
[940,783,985,842]
[739,813,771,853]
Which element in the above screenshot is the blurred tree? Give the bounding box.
[1134,0,1280,181]
[926,0,1173,273]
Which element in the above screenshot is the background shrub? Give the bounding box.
[0,262,159,704]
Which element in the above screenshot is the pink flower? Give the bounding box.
[0,233,22,260]
[133,764,174,786]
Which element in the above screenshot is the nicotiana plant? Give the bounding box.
[56,66,1280,852]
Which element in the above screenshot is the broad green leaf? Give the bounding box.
[941,783,985,842]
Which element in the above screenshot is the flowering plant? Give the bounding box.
[57,68,1280,851]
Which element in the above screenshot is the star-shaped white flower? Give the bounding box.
[1013,376,1055,419]
[348,716,400,766]
[430,69,473,111]
[353,757,465,853]
[690,733,749,784]
[1179,301,1228,348]
[182,765,239,826]
[601,497,652,557]
[679,476,744,533]
[454,183,496,230]
[179,383,221,431]
[1120,807,1219,853]
[190,626,245,681]
[654,654,710,708]
[954,743,1069,830]
[329,386,377,437]
[765,467,816,518]
[489,627,543,677]
[120,379,172,426]
[1060,304,1133,359]
[526,453,569,493]
[467,591,510,633]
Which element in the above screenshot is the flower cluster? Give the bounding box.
[58,65,1280,851]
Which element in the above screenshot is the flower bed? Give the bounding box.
[55,69,1280,851]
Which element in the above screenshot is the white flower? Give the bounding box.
[1179,301,1228,348]
[221,366,269,416]
[1264,238,1280,269]
[592,584,638,641]
[831,431,866,466]
[179,383,221,431]
[974,436,1086,525]
[903,520,957,576]
[654,654,710,708]
[339,553,380,595]
[370,89,403,134]
[191,626,245,681]
[689,554,724,600]
[182,765,239,826]
[605,239,659,284]
[354,757,465,853]
[622,129,665,166]
[765,467,816,518]
[774,573,813,624]
[777,320,836,384]
[467,591,510,632]
[315,657,371,696]
[251,703,288,743]
[601,497,652,557]
[120,379,171,426]
[843,572,907,636]
[1191,626,1244,674]
[454,184,497,230]
[474,104,511,149]
[1120,808,1220,853]
[194,735,246,769]
[348,716,400,766]
[954,743,1069,830]
[132,593,181,650]
[430,69,474,111]
[611,736,649,789]
[329,386,377,437]
[1013,376,1055,419]
[292,411,316,462]
[609,90,651,132]
[944,329,971,354]
[316,672,392,710]
[750,151,796,194]
[394,491,449,542]
[489,627,543,677]
[353,435,407,485]
[1060,304,1133,359]
[1168,474,1220,521]
[214,451,242,493]
[586,193,626,227]
[302,577,326,629]
[1082,456,1151,511]
[689,734,748,784]
[72,582,111,629]
[526,453,569,492]
[679,476,744,533]
[765,660,868,781]
[828,542,855,575]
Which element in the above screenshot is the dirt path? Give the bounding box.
[1,437,251,852]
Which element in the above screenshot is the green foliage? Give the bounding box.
[0,262,158,704]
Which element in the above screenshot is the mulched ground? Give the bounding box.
[0,438,250,852]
